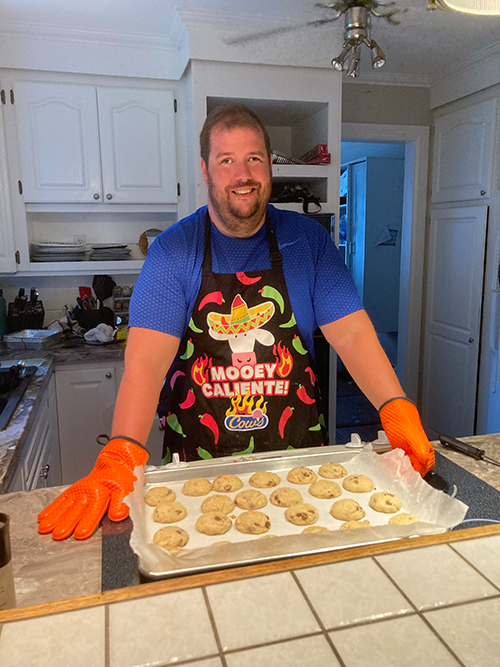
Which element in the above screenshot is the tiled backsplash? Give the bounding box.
[1,536,500,667]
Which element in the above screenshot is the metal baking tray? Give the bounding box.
[136,446,454,581]
[3,329,62,349]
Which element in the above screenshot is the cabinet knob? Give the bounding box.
[106,193,113,200]
[39,464,50,480]
[480,190,486,196]
[469,338,474,343]
[106,372,112,379]
[93,193,100,200]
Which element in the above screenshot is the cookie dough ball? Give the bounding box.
[235,511,271,534]
[369,492,402,514]
[330,498,366,522]
[342,474,374,493]
[196,511,232,535]
[389,513,419,525]
[249,471,281,488]
[285,503,319,526]
[287,467,318,484]
[212,541,232,546]
[182,477,212,496]
[302,526,328,534]
[201,495,235,515]
[309,479,342,499]
[212,474,244,493]
[235,489,268,510]
[153,526,189,552]
[153,501,187,523]
[339,520,371,530]
[145,486,176,506]
[270,487,303,508]
[318,462,348,479]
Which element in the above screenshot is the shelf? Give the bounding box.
[22,259,145,277]
[272,165,331,179]
[25,203,177,214]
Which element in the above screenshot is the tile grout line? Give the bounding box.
[372,556,467,667]
[447,542,500,593]
[290,570,348,667]
[202,586,228,667]
[104,604,110,667]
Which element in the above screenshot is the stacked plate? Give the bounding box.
[89,243,131,261]
[30,242,87,262]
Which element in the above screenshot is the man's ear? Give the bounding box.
[200,158,209,187]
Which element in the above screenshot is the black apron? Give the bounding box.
[158,213,328,462]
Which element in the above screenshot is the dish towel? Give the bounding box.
[84,323,115,343]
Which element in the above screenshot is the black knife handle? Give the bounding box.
[438,434,485,460]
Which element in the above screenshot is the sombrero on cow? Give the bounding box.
[207,294,275,335]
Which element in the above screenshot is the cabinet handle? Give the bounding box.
[93,193,100,200]
[39,465,50,480]
[469,338,474,343]
[106,372,112,379]
[106,193,113,200]
[480,190,486,196]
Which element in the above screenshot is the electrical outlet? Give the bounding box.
[73,234,87,246]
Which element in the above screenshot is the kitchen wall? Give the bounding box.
[342,84,432,127]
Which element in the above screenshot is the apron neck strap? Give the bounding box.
[203,210,283,273]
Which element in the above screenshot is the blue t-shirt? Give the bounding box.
[129,205,363,356]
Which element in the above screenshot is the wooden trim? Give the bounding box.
[2,522,499,625]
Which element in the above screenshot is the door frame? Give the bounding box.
[341,123,430,403]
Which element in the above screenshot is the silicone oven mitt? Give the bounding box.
[38,437,149,540]
[379,397,435,477]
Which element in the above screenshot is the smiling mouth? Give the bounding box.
[230,183,259,197]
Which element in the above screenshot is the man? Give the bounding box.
[38,105,435,541]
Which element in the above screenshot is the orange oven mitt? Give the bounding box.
[379,397,435,477]
[38,437,149,541]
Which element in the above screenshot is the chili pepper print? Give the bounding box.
[199,413,219,445]
[304,366,316,385]
[198,291,224,310]
[279,313,297,329]
[309,423,322,432]
[178,388,195,410]
[236,272,262,285]
[188,317,203,334]
[292,335,308,355]
[319,413,326,428]
[233,436,255,456]
[180,338,194,360]
[170,370,186,389]
[297,384,315,405]
[258,285,285,314]
[278,406,294,438]
[166,412,187,438]
[161,446,172,465]
[197,446,213,459]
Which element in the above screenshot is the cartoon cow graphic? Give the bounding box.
[207,294,275,367]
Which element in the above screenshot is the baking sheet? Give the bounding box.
[126,445,468,580]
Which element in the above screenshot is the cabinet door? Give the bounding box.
[97,87,177,204]
[432,98,497,203]
[0,104,16,273]
[14,82,102,203]
[55,366,117,484]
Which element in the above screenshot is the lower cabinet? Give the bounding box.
[8,374,62,492]
[56,361,163,485]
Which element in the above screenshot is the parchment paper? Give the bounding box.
[126,445,468,577]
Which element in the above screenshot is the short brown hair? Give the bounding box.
[200,104,271,164]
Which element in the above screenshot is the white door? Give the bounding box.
[0,103,16,273]
[97,87,178,204]
[422,206,488,438]
[432,98,497,203]
[14,81,102,203]
[346,161,366,301]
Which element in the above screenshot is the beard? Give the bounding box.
[207,174,271,238]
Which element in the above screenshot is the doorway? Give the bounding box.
[333,123,430,444]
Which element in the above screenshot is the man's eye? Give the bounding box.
[220,158,232,164]
[249,156,262,162]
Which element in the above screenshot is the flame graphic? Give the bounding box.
[273,341,293,378]
[191,354,211,386]
[225,392,268,417]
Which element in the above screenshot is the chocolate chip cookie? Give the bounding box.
[285,503,319,526]
[339,520,371,530]
[302,525,328,534]
[182,477,212,496]
[308,479,342,499]
[235,510,271,534]
[330,498,366,522]
[369,492,402,514]
[342,474,374,493]
[286,467,318,484]
[153,526,189,552]
[196,511,232,535]
[152,501,187,523]
[145,486,176,506]
[270,487,303,507]
[249,471,281,488]
[318,462,348,479]
[212,474,244,493]
[389,513,419,525]
[201,494,235,514]
[235,489,268,510]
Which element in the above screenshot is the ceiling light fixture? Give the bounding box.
[427,0,500,14]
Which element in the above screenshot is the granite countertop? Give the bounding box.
[434,433,500,490]
[0,340,126,493]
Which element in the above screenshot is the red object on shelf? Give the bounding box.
[300,144,330,165]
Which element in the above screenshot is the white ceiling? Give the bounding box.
[1,0,500,86]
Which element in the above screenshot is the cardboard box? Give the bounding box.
[300,144,330,164]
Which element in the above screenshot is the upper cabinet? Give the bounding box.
[13,82,178,204]
[432,97,498,203]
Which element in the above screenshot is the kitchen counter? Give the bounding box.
[0,341,126,493]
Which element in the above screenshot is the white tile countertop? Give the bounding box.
[1,532,500,667]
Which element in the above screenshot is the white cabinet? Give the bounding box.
[432,97,498,203]
[0,102,16,274]
[56,362,163,485]
[7,374,62,492]
[13,82,178,204]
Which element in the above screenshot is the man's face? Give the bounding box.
[201,124,272,238]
